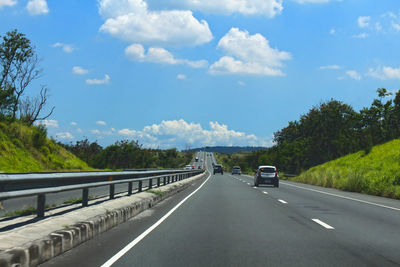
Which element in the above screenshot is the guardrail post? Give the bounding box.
[157,177,160,187]
[138,181,142,192]
[110,184,115,199]
[37,194,46,218]
[149,179,153,189]
[128,182,133,195]
[163,177,166,185]
[82,188,89,207]
[167,176,170,184]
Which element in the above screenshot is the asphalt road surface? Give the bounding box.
[41,153,400,267]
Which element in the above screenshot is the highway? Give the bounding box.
[41,151,400,266]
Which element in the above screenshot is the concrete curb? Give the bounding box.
[0,172,207,267]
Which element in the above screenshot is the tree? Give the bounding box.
[0,29,54,124]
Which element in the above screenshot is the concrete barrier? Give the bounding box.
[0,171,207,267]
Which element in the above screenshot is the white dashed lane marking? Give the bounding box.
[278,199,288,204]
[312,219,335,230]
[263,191,268,195]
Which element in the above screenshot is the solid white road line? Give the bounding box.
[281,182,400,211]
[312,219,335,229]
[278,199,288,204]
[101,173,212,267]
[263,191,268,195]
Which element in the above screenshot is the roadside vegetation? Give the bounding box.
[291,139,400,199]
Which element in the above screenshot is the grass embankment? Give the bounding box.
[0,122,90,173]
[291,139,400,199]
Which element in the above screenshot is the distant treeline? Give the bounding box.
[187,146,266,154]
[218,88,400,174]
[59,139,193,170]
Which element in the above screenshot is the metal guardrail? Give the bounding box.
[0,169,204,218]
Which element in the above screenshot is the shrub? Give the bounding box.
[32,124,47,148]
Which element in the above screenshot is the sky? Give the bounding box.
[1,0,400,150]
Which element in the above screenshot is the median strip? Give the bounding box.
[312,219,334,229]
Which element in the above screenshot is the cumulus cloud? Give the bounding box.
[358,16,370,28]
[52,42,74,53]
[177,74,186,80]
[72,66,89,75]
[70,122,78,126]
[56,132,74,140]
[367,66,400,80]
[152,0,283,17]
[26,0,49,15]
[319,65,341,70]
[35,119,59,128]
[86,74,110,85]
[118,119,271,148]
[98,0,212,47]
[352,33,368,39]
[209,28,291,76]
[0,0,16,9]
[346,70,362,80]
[96,120,107,126]
[125,44,208,68]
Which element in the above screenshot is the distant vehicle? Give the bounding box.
[231,166,241,175]
[195,157,199,162]
[185,165,192,170]
[213,164,223,175]
[198,165,202,169]
[200,159,203,162]
[254,165,279,187]
[192,165,195,169]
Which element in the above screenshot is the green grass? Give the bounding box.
[147,189,165,197]
[0,121,91,173]
[291,138,400,199]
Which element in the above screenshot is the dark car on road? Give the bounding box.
[213,164,223,175]
[231,166,241,175]
[254,165,279,187]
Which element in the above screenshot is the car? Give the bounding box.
[254,165,279,187]
[231,166,241,175]
[213,164,223,175]
[192,165,195,169]
[185,165,192,170]
[195,157,199,162]
[198,165,202,169]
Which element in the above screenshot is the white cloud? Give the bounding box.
[86,74,110,85]
[72,66,89,75]
[238,81,246,86]
[56,132,74,140]
[367,66,400,80]
[392,21,400,31]
[96,120,107,126]
[155,0,283,17]
[36,119,59,128]
[26,0,49,15]
[358,16,370,28]
[293,0,330,3]
[118,119,271,148]
[125,44,208,68]
[77,128,83,133]
[98,0,213,47]
[177,74,186,80]
[52,42,74,53]
[329,28,335,35]
[319,65,341,70]
[91,129,101,135]
[346,70,361,80]
[352,33,368,39]
[70,122,78,126]
[209,28,291,76]
[0,0,16,9]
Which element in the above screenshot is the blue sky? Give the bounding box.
[1,0,400,149]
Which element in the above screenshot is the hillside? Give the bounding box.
[290,138,400,199]
[0,122,90,173]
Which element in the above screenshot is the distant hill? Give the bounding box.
[186,146,266,154]
[0,122,90,173]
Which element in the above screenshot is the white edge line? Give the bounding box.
[280,181,400,211]
[278,199,287,204]
[312,219,334,229]
[101,172,212,267]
